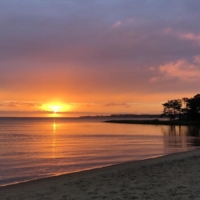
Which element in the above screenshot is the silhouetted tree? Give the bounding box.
[186,94,200,119]
[181,97,189,119]
[162,94,200,121]
[162,99,182,120]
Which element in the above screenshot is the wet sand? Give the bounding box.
[1,149,200,200]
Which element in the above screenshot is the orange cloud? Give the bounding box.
[103,103,131,108]
[0,101,42,107]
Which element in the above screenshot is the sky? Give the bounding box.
[0,0,200,117]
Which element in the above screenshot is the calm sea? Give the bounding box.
[0,117,200,186]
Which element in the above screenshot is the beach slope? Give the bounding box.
[1,150,200,200]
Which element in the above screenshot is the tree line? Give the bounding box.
[162,94,200,120]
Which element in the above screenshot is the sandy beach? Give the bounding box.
[1,150,200,200]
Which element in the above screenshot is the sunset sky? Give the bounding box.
[1,0,200,117]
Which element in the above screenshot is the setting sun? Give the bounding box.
[51,105,61,113]
[41,103,72,114]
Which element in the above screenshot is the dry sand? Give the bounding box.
[1,149,200,200]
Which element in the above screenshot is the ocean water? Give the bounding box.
[0,117,200,186]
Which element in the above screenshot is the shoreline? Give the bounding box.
[1,149,200,199]
[0,153,166,188]
[105,119,200,126]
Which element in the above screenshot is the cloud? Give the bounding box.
[110,18,134,29]
[194,55,200,64]
[69,102,131,108]
[0,101,42,107]
[111,21,122,28]
[179,32,200,45]
[103,103,131,108]
[150,77,160,83]
[159,56,200,81]
[162,28,200,45]
[149,67,155,71]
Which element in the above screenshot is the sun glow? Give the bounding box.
[51,105,61,113]
[41,103,72,114]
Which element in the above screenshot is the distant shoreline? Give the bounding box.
[105,119,200,126]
